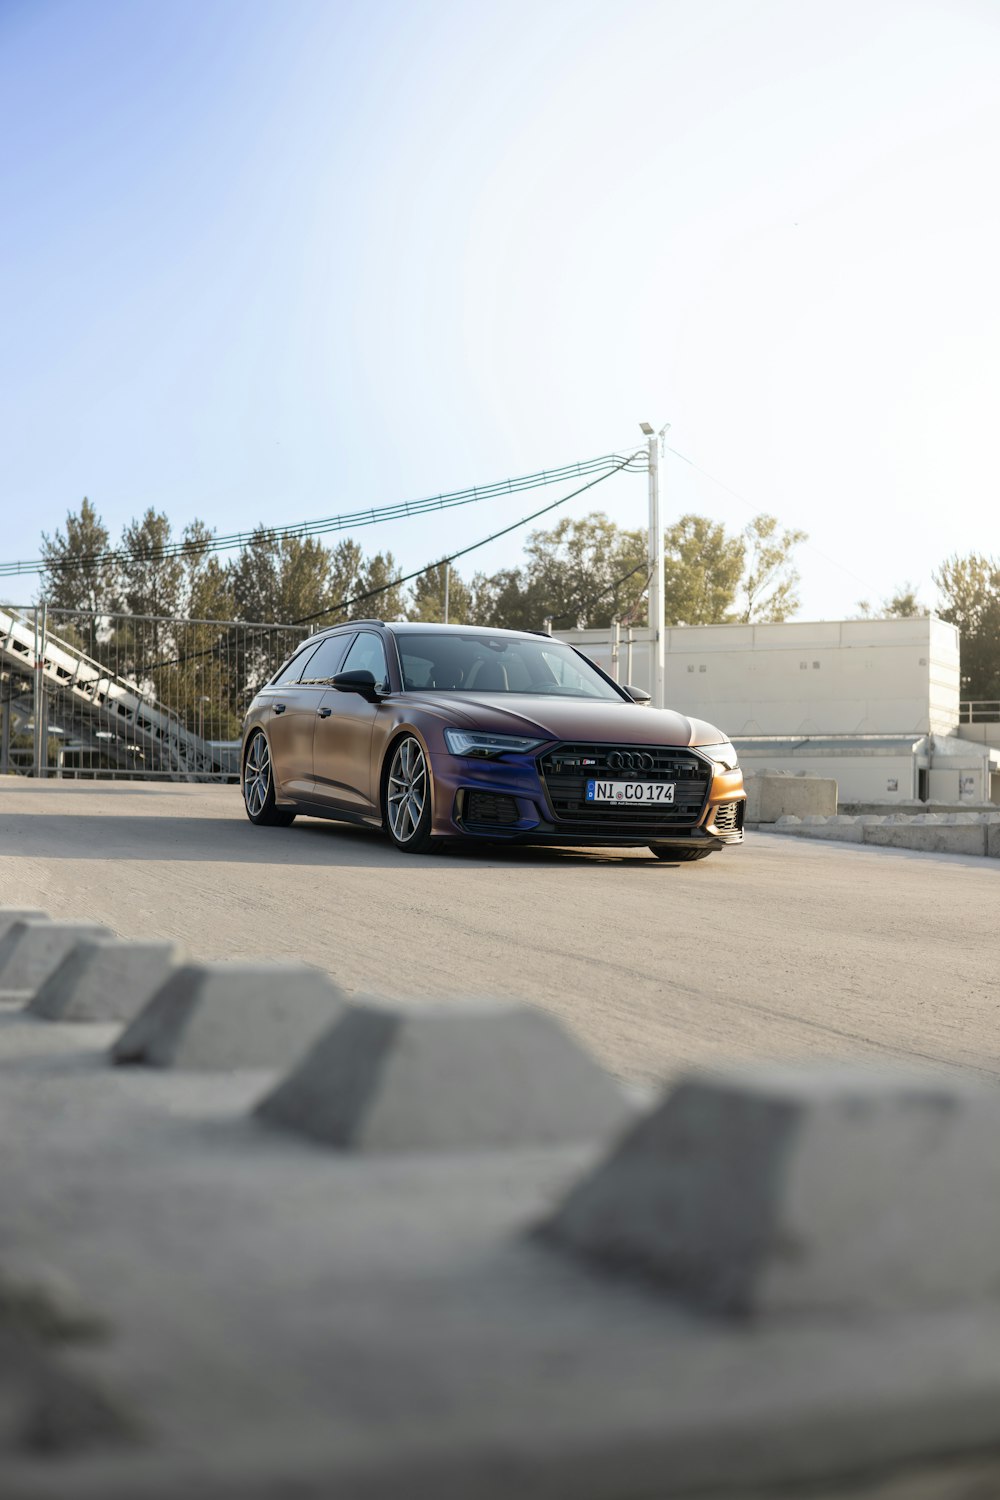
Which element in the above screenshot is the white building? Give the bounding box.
[562,616,1000,805]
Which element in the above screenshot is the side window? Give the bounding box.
[342,632,389,689]
[269,642,320,686]
[300,633,354,683]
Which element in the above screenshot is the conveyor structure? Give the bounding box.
[0,606,229,778]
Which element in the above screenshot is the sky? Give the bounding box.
[1,0,998,619]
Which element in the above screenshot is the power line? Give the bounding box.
[290,453,644,625]
[129,452,644,670]
[0,449,646,579]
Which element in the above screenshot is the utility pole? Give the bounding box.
[640,422,667,708]
[443,562,450,625]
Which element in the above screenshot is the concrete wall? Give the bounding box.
[566,616,961,739]
[771,812,1000,859]
[737,748,919,805]
[957,723,1000,749]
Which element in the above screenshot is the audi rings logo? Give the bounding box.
[607,750,654,771]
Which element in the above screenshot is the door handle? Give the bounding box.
[317,707,332,719]
[273,703,286,714]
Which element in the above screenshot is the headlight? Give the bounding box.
[699,742,740,771]
[443,729,546,758]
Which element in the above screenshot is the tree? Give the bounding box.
[855,584,927,620]
[354,551,406,622]
[228,528,282,623]
[323,540,365,624]
[118,509,184,620]
[520,513,647,630]
[883,586,926,619]
[39,498,120,620]
[107,509,186,685]
[471,567,551,631]
[736,514,807,623]
[662,514,744,625]
[410,562,473,623]
[274,537,333,623]
[228,531,332,624]
[934,554,1000,701]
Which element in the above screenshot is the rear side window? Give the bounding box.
[270,643,320,686]
[300,633,355,683]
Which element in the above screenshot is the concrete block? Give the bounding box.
[988,822,1000,859]
[0,1256,109,1341]
[0,908,49,943]
[744,774,837,824]
[112,962,346,1070]
[541,1065,1000,1318]
[806,816,863,843]
[256,997,631,1151]
[769,816,865,844]
[863,822,987,856]
[0,920,115,1002]
[29,938,182,1023]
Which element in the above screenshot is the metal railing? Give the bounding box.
[960,701,1000,724]
[0,605,310,780]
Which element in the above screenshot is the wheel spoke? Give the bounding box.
[386,736,428,843]
[245,733,271,817]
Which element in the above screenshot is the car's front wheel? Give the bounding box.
[648,845,714,862]
[243,730,296,827]
[383,735,435,853]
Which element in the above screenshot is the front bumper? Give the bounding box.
[428,750,746,849]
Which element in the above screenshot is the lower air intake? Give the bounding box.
[465,791,520,827]
[712,801,744,833]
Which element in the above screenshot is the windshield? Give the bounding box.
[397,633,623,700]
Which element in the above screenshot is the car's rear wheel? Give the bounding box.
[383,735,435,853]
[243,730,296,827]
[648,845,714,862]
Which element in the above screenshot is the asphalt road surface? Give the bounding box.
[1,777,997,1087]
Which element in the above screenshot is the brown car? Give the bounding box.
[241,621,746,858]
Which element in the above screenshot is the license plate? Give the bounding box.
[585,780,675,804]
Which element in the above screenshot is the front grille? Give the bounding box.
[465,790,520,827]
[712,800,744,833]
[538,743,710,828]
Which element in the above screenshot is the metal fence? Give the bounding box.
[960,701,1000,724]
[0,604,310,780]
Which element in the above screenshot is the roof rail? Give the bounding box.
[318,618,386,630]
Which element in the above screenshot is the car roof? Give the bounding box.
[388,622,551,640]
[312,621,554,643]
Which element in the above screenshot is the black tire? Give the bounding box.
[648,845,714,862]
[382,734,436,854]
[243,729,296,827]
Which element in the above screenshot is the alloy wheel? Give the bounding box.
[386,736,427,843]
[244,731,271,818]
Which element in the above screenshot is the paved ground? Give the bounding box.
[3,777,1000,1496]
[1,777,997,1087]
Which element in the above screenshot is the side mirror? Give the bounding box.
[331,669,379,697]
[623,684,652,705]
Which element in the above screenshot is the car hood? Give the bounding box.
[401,692,727,747]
